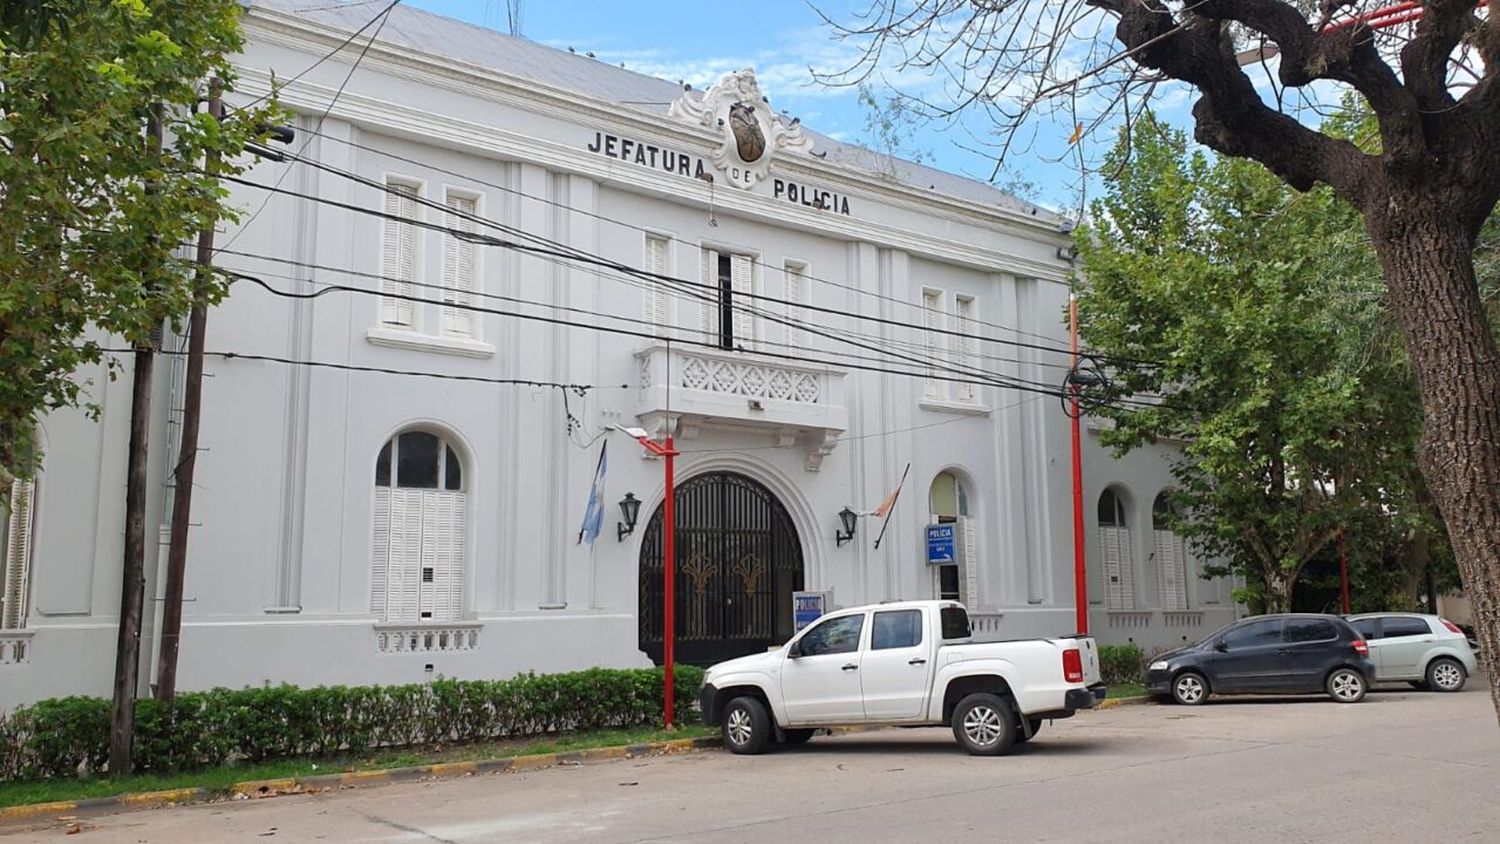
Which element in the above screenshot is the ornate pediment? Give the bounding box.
[668,69,814,189]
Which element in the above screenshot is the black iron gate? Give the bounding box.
[638,472,804,665]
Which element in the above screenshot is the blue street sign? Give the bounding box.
[926,524,956,564]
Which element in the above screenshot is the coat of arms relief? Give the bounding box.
[668,69,814,189]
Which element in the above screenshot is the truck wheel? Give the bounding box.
[722,696,772,755]
[781,728,816,746]
[950,693,1017,756]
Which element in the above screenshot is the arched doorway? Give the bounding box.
[638,472,804,665]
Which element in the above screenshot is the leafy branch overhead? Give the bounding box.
[0,0,283,482]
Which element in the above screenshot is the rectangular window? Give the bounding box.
[783,261,807,349]
[872,610,924,650]
[441,192,478,337]
[940,606,971,640]
[644,235,670,336]
[380,179,421,328]
[1,479,35,630]
[1382,617,1430,638]
[922,289,945,399]
[953,295,977,403]
[700,248,755,350]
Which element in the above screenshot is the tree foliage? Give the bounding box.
[0,0,278,483]
[1076,112,1434,612]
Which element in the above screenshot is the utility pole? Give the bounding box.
[156,82,223,703]
[615,424,678,728]
[110,107,163,776]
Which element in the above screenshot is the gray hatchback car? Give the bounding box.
[1345,613,1478,692]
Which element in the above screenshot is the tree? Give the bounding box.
[1076,112,1423,613]
[0,0,273,483]
[831,0,1500,723]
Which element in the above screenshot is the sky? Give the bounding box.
[400,0,1141,216]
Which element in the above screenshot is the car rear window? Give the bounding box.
[1382,617,1430,638]
[1286,618,1338,643]
[1351,618,1378,639]
[940,607,971,639]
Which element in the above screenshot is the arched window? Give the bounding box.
[1097,487,1135,610]
[1,478,36,631]
[372,431,467,623]
[1152,492,1189,610]
[928,471,977,607]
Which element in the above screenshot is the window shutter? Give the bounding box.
[784,263,805,349]
[700,247,716,342]
[442,194,477,337]
[426,491,466,622]
[381,182,418,327]
[922,290,943,399]
[958,516,979,610]
[645,236,669,336]
[387,489,424,622]
[2,479,35,630]
[1100,526,1135,610]
[371,487,392,620]
[955,297,977,402]
[730,254,754,348]
[1154,530,1188,611]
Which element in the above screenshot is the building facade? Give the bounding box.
[0,1,1239,710]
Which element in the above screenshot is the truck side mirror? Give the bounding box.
[787,641,802,658]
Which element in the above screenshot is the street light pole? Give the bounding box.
[614,424,680,728]
[1069,293,1089,636]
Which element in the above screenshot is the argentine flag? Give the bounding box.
[578,440,608,545]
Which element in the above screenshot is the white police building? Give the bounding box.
[0,0,1239,709]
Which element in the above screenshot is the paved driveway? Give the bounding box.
[7,684,1499,843]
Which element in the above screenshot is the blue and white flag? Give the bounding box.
[578,440,608,545]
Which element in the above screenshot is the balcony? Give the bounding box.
[634,342,848,470]
[375,623,481,654]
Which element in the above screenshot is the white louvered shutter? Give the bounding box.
[730,254,754,349]
[922,290,943,399]
[955,297,977,402]
[645,236,670,336]
[700,247,716,342]
[784,263,805,349]
[380,182,418,327]
[958,516,979,610]
[371,487,392,620]
[1154,530,1188,611]
[442,194,477,337]
[388,489,424,622]
[425,492,466,622]
[1100,526,1135,610]
[2,479,35,630]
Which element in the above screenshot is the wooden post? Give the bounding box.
[109,106,164,776]
[156,82,222,703]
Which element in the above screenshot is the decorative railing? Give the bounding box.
[1106,611,1154,629]
[1163,611,1205,628]
[375,624,481,654]
[678,354,823,404]
[968,612,1005,640]
[0,631,33,665]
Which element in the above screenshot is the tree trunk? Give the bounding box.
[1263,569,1294,614]
[1371,213,1500,723]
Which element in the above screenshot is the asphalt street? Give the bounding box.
[7,684,1498,843]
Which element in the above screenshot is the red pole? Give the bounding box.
[1070,294,1089,635]
[1339,529,1351,614]
[662,434,677,728]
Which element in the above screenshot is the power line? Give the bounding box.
[233,133,1154,366]
[240,0,402,109]
[96,345,610,391]
[219,171,1114,397]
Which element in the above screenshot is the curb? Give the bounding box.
[1097,695,1154,709]
[0,735,723,826]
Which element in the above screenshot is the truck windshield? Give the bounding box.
[941,607,971,639]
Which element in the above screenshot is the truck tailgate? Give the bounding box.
[1075,637,1102,685]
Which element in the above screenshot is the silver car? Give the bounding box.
[1346,613,1478,692]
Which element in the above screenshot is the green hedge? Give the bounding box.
[0,665,703,782]
[1098,644,1147,686]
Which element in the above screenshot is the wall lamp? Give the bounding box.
[835,506,859,547]
[617,492,641,541]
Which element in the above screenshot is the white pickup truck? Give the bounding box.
[698,600,1105,755]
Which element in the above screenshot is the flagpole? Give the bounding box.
[872,462,911,550]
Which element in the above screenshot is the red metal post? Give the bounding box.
[662,434,677,728]
[1070,294,1089,635]
[1340,529,1351,614]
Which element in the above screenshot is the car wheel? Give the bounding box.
[950,693,1017,756]
[1426,657,1467,692]
[1013,718,1043,744]
[781,728,816,745]
[1327,668,1367,703]
[1171,671,1209,706]
[722,696,773,755]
